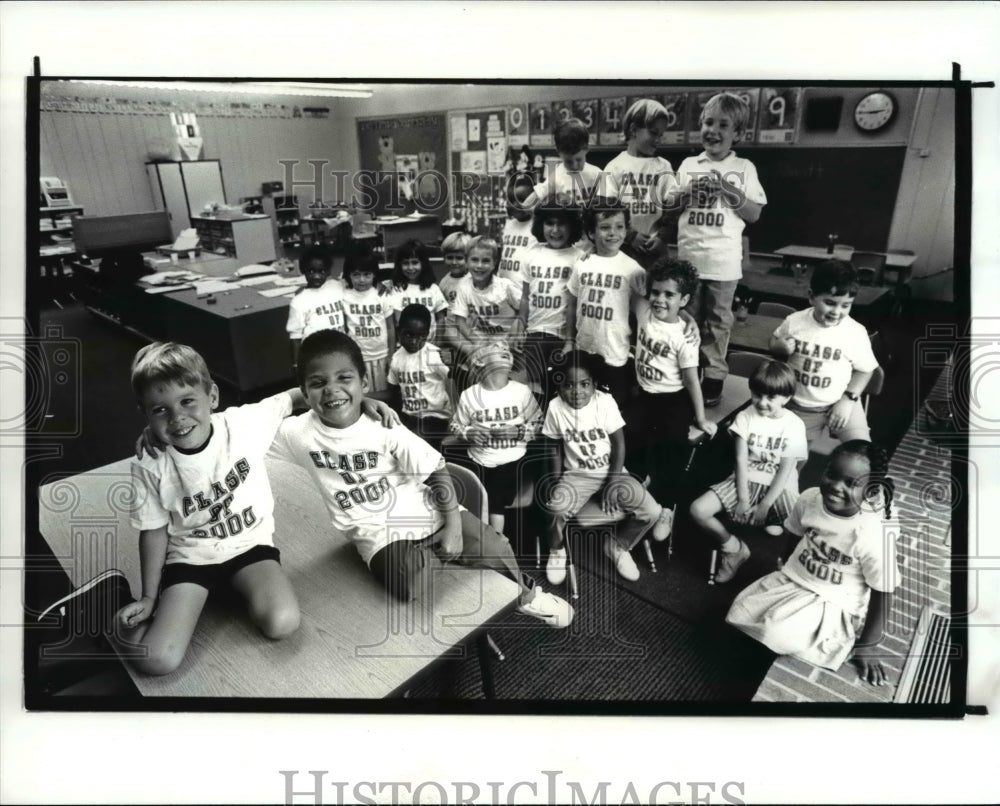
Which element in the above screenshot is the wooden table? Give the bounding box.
[728,314,784,354]
[37,458,519,699]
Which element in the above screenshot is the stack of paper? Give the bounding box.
[236,275,279,287]
[272,276,308,287]
[192,280,243,295]
[143,270,205,285]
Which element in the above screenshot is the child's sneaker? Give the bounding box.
[36,569,132,634]
[651,507,673,542]
[603,537,640,582]
[715,540,751,584]
[516,582,574,628]
[545,547,567,585]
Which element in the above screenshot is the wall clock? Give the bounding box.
[853,91,897,133]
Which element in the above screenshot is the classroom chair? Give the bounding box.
[852,251,887,286]
[755,301,796,319]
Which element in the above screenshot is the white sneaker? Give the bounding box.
[516,585,574,628]
[546,548,567,585]
[604,537,640,582]
[651,507,674,541]
[715,540,751,584]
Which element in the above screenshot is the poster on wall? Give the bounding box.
[572,99,599,146]
[758,87,802,143]
[599,96,626,146]
[487,136,508,174]
[659,92,688,145]
[460,150,487,176]
[468,117,482,144]
[450,114,468,151]
[529,101,555,146]
[508,103,529,148]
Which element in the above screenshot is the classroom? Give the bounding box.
[26,78,961,709]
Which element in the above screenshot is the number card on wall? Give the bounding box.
[758,87,802,143]
[552,100,575,128]
[529,102,555,147]
[572,99,599,146]
[686,90,719,143]
[599,97,626,146]
[508,104,529,148]
[722,88,760,143]
[659,92,687,145]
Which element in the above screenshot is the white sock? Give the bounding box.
[721,535,741,553]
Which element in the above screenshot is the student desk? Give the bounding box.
[37,458,519,699]
[775,245,918,290]
[728,314,784,355]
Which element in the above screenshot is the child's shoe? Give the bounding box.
[36,569,133,634]
[714,540,751,584]
[603,537,640,582]
[545,547,567,585]
[516,580,574,628]
[651,507,673,542]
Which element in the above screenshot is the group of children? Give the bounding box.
[40,93,898,690]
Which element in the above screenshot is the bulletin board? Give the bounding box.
[356,112,449,217]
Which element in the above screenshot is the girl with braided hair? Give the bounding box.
[726,440,898,686]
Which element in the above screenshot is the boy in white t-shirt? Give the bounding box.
[436,231,472,366]
[665,92,768,407]
[769,260,879,446]
[526,117,605,209]
[387,304,453,454]
[268,329,572,627]
[690,360,808,583]
[286,245,346,370]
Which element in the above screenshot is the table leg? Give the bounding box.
[477,633,497,698]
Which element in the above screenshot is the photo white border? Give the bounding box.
[2,2,998,803]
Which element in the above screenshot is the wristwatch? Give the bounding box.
[843,390,860,402]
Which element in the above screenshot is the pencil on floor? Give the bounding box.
[708,550,718,585]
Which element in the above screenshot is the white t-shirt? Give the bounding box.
[604,152,678,236]
[782,487,899,616]
[568,252,646,367]
[286,281,346,340]
[499,217,537,286]
[523,244,582,338]
[390,282,448,318]
[451,380,542,468]
[634,307,699,394]
[451,275,523,338]
[532,162,605,206]
[130,393,294,565]
[677,151,767,281]
[773,309,879,408]
[387,343,453,420]
[342,287,393,361]
[542,390,625,475]
[268,412,444,565]
[729,407,808,492]
[438,272,467,330]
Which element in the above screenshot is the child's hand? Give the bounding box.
[466,425,492,447]
[751,500,771,526]
[696,418,718,438]
[827,398,855,433]
[733,499,753,524]
[134,427,166,460]
[118,596,155,630]
[772,335,796,359]
[363,398,401,428]
[680,315,701,345]
[850,644,888,687]
[435,520,464,562]
[377,279,393,297]
[600,475,628,516]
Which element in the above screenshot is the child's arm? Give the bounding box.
[290,338,302,371]
[732,435,753,524]
[828,369,874,432]
[425,463,464,561]
[563,290,578,353]
[713,171,763,224]
[850,589,893,686]
[600,427,629,515]
[769,318,796,358]
[385,312,396,353]
[450,394,489,447]
[117,526,168,628]
[517,279,531,337]
[751,456,797,526]
[681,366,717,437]
[433,310,446,345]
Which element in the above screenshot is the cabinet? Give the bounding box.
[191,215,277,264]
[146,160,227,239]
[263,194,301,256]
[39,205,84,279]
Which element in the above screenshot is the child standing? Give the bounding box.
[668,92,767,407]
[542,350,673,585]
[769,260,879,446]
[436,231,472,365]
[342,246,395,397]
[450,340,542,536]
[727,441,898,686]
[527,117,604,209]
[269,330,573,627]
[627,257,717,531]
[498,175,539,285]
[387,304,453,454]
[604,98,678,267]
[286,245,346,370]
[517,200,585,403]
[390,238,448,342]
[689,360,808,583]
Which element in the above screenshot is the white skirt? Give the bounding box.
[725,571,862,670]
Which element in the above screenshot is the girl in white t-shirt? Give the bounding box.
[727,441,898,685]
[390,239,448,343]
[286,245,346,370]
[342,248,395,394]
[690,360,807,584]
